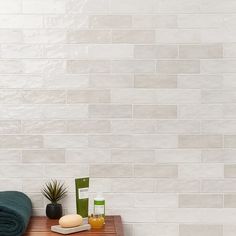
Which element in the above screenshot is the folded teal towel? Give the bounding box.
[0,191,32,236]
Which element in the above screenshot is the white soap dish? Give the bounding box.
[51,224,91,235]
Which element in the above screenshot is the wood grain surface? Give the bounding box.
[24,216,124,236]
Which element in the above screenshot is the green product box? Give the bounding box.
[75,177,89,218]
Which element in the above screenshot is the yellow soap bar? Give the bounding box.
[59,214,83,228]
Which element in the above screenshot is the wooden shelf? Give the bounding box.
[24,216,124,236]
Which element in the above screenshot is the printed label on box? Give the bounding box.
[78,187,89,199]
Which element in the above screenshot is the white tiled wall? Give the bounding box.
[0,0,235,235]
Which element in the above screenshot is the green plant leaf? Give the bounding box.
[41,179,68,204]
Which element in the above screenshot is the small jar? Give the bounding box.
[89,214,104,229]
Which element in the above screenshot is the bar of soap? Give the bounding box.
[59,214,83,228]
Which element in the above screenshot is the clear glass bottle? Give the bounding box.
[94,193,105,218]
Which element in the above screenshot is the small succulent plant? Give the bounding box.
[42,180,67,204]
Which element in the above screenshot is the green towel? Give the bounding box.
[0,191,32,236]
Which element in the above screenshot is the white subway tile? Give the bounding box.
[0,15,43,29]
[179,44,223,59]
[22,150,65,163]
[225,164,236,178]
[157,180,200,193]
[109,0,159,13]
[178,75,222,89]
[1,44,44,59]
[135,74,177,88]
[179,135,223,148]
[67,120,110,133]
[156,208,236,224]
[111,178,155,193]
[107,208,156,223]
[201,60,236,73]
[134,164,178,178]
[224,43,236,57]
[202,149,236,163]
[104,194,134,208]
[134,45,178,59]
[180,225,223,236]
[0,135,43,149]
[0,178,22,191]
[88,135,132,148]
[44,135,88,148]
[90,74,133,88]
[134,105,177,119]
[0,150,21,163]
[179,164,224,179]
[88,45,133,59]
[67,30,111,44]
[0,0,21,13]
[89,105,132,118]
[133,135,178,149]
[67,89,110,103]
[111,120,156,134]
[202,90,236,104]
[23,30,66,44]
[0,75,43,89]
[0,164,43,178]
[156,29,201,43]
[159,0,201,13]
[22,120,66,134]
[156,120,200,134]
[202,180,236,193]
[157,60,200,74]
[112,60,155,73]
[202,120,236,134]
[134,223,178,236]
[90,164,133,177]
[66,0,109,13]
[179,105,223,119]
[90,15,132,29]
[0,30,23,43]
[200,0,236,13]
[178,14,222,28]
[133,15,177,28]
[23,0,66,14]
[135,193,178,207]
[112,30,155,44]
[156,149,201,163]
[0,121,20,134]
[66,149,110,163]
[179,194,223,208]
[224,136,236,148]
[67,60,110,74]
[111,149,155,163]
[44,44,88,59]
[44,74,89,89]
[45,15,89,29]
[45,164,89,177]
[224,225,236,236]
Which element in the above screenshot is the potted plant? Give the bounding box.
[42,179,67,219]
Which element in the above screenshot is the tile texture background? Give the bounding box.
[0,0,235,235]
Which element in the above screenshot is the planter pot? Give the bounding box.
[46,203,62,219]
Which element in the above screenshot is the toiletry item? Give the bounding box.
[89,215,104,229]
[94,194,105,217]
[51,224,91,235]
[75,177,89,220]
[59,214,83,228]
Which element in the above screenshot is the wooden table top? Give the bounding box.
[24,216,124,236]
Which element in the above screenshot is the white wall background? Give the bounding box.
[0,0,236,235]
